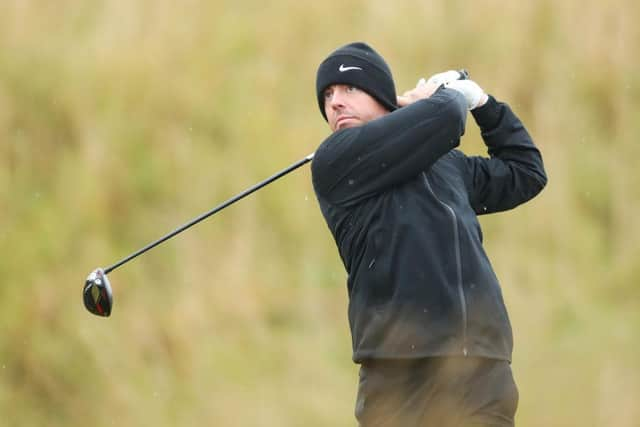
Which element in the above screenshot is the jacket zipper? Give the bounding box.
[422,173,468,356]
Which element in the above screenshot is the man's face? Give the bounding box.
[323,84,389,132]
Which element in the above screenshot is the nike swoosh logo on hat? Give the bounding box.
[339,64,363,72]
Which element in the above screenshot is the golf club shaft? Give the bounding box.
[103,153,315,275]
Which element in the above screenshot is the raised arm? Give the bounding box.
[461,96,548,214]
[312,87,467,206]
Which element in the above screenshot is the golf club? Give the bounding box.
[83,69,470,317]
[83,152,314,317]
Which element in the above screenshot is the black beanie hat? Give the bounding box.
[316,42,397,121]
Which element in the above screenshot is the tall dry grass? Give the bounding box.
[1,0,639,425]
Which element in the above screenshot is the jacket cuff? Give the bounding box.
[471,95,502,131]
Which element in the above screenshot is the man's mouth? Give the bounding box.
[336,116,356,128]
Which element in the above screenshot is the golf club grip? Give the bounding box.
[103,153,315,275]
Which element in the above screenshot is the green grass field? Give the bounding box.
[1,1,639,425]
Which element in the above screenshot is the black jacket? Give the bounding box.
[311,87,547,363]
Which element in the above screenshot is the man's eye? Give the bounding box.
[324,90,333,99]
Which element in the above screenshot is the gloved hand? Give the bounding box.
[426,70,468,86]
[444,79,488,110]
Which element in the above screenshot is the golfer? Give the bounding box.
[311,42,547,426]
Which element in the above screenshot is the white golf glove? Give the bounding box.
[426,70,466,86]
[444,79,487,110]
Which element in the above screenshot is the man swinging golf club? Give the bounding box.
[311,42,547,426]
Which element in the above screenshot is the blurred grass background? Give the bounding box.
[1,0,639,425]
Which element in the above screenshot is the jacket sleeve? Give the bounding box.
[461,95,547,215]
[311,87,467,206]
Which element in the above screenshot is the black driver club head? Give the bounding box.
[83,268,113,317]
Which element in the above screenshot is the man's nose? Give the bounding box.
[328,91,346,109]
